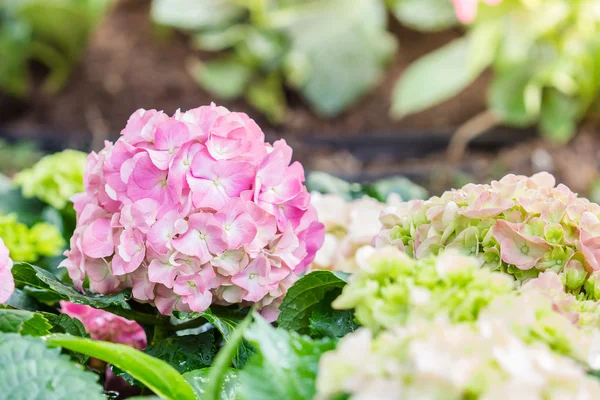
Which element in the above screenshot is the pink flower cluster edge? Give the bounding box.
[60,301,147,349]
[60,104,324,320]
[0,238,14,304]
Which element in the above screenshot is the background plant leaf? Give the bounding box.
[277,0,396,117]
[391,37,483,118]
[388,0,457,32]
[488,68,537,127]
[152,0,245,31]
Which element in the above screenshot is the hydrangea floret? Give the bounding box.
[0,213,65,263]
[0,238,14,304]
[60,104,324,318]
[316,320,600,400]
[376,172,600,294]
[310,193,401,273]
[60,301,146,349]
[14,149,87,209]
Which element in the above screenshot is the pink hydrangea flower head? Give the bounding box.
[60,104,323,318]
[60,301,147,349]
[0,238,14,303]
[376,172,600,296]
[451,0,503,24]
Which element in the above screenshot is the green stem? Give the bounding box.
[152,324,169,345]
[205,313,253,400]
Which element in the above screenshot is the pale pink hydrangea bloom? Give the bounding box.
[0,238,14,303]
[60,104,324,318]
[60,301,147,349]
[451,0,503,24]
[310,193,401,273]
[376,172,600,292]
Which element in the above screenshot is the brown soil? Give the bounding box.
[1,0,488,146]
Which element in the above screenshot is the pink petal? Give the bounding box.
[493,220,552,270]
[81,218,114,258]
[154,120,190,151]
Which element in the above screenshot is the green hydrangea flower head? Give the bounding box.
[333,247,514,331]
[14,149,86,209]
[0,214,64,262]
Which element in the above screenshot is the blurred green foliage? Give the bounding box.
[392,0,600,142]
[153,0,454,122]
[0,0,111,97]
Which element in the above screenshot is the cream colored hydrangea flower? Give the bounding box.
[310,193,401,272]
[317,320,600,400]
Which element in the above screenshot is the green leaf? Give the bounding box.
[0,333,104,400]
[245,73,287,124]
[539,90,579,143]
[308,291,359,339]
[193,25,248,51]
[152,0,245,31]
[0,309,51,336]
[277,271,347,335]
[189,57,252,99]
[0,187,46,227]
[391,37,483,118]
[145,333,217,374]
[45,334,196,400]
[184,368,240,400]
[489,68,537,127]
[204,313,252,400]
[239,314,335,400]
[12,262,132,310]
[5,288,42,311]
[41,312,88,337]
[363,176,428,202]
[38,312,90,364]
[278,0,396,116]
[0,16,30,97]
[196,307,254,368]
[389,0,457,32]
[305,172,363,201]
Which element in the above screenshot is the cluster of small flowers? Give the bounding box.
[316,319,600,400]
[15,149,87,210]
[60,104,323,317]
[60,301,146,349]
[451,0,502,24]
[0,213,65,263]
[0,238,14,303]
[333,248,515,330]
[335,247,600,365]
[309,193,401,273]
[376,172,600,294]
